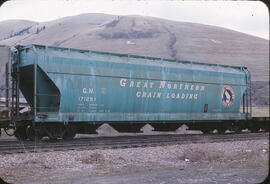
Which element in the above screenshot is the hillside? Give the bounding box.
[0,19,37,42]
[0,13,268,106]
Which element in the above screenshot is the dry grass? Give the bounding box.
[179,146,224,163]
[178,143,268,164]
[79,152,105,165]
[0,140,268,183]
[252,107,269,117]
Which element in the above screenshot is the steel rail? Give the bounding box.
[0,132,268,154]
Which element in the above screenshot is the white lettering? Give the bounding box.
[179,84,183,89]
[150,82,154,88]
[130,81,134,87]
[142,92,147,97]
[120,79,127,87]
[119,79,203,101]
[83,88,93,94]
[184,84,189,90]
[143,82,148,88]
[181,93,185,99]
[159,81,166,88]
[88,88,93,94]
[153,92,156,98]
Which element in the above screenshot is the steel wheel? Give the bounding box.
[14,126,27,141]
[62,125,76,140]
[26,125,42,141]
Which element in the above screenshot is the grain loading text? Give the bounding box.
[119,78,206,100]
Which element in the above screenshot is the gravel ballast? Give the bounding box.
[0,139,268,183]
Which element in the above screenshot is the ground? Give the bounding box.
[27,163,268,184]
[0,139,268,184]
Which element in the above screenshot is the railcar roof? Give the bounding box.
[15,44,247,72]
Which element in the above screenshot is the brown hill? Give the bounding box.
[0,19,37,42]
[0,13,269,106]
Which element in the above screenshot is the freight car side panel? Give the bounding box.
[38,58,245,122]
[14,45,248,122]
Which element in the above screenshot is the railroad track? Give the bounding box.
[0,132,268,154]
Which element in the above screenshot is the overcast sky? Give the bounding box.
[0,0,269,39]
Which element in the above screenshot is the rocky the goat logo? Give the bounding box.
[221,86,234,107]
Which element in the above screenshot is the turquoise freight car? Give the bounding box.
[10,44,252,140]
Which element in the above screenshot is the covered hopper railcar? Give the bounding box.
[9,44,252,140]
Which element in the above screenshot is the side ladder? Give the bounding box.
[11,50,20,126]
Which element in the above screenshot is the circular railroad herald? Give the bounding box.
[221,86,235,107]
